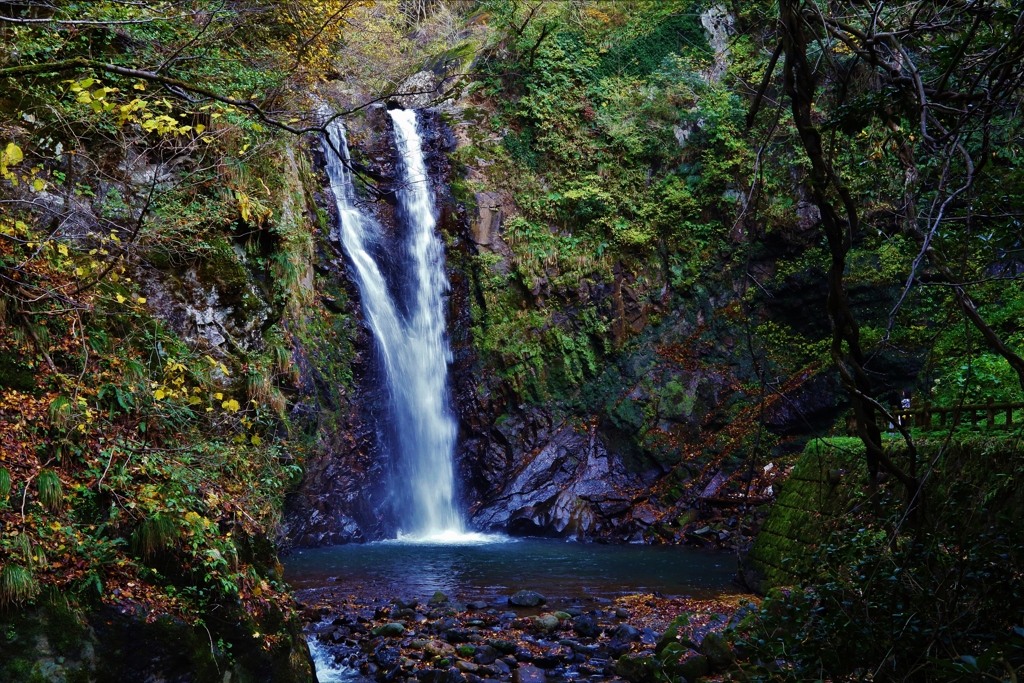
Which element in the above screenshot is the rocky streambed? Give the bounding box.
[289,540,755,683]
[300,587,753,683]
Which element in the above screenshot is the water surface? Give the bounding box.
[286,538,739,602]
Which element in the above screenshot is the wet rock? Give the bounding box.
[376,647,401,668]
[419,667,466,683]
[639,628,659,645]
[374,623,406,637]
[446,628,476,644]
[533,614,560,633]
[490,640,518,655]
[552,611,571,621]
[455,660,479,673]
[472,425,642,539]
[572,615,601,639]
[614,608,630,619]
[394,597,419,610]
[509,590,546,607]
[612,624,640,642]
[430,591,450,605]
[468,601,489,610]
[473,645,499,665]
[425,640,456,659]
[512,664,546,683]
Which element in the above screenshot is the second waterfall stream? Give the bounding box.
[323,108,474,541]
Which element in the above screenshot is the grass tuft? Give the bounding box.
[37,469,64,512]
[0,565,37,605]
[132,513,179,557]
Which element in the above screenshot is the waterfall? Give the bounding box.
[322,109,464,540]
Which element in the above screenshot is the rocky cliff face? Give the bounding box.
[283,99,875,547]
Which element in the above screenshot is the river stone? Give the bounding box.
[701,631,735,669]
[612,624,641,642]
[455,660,479,673]
[552,611,572,621]
[474,645,499,665]
[468,600,489,610]
[489,639,518,655]
[572,614,601,638]
[374,622,406,637]
[376,647,401,667]
[615,608,630,618]
[446,628,476,643]
[509,590,546,607]
[425,640,456,658]
[429,591,450,605]
[533,614,560,633]
[512,664,546,683]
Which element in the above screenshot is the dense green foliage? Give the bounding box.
[738,437,1024,682]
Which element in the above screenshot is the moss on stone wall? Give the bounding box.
[748,437,865,587]
[750,434,1024,590]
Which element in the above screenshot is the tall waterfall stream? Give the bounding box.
[323,109,482,541]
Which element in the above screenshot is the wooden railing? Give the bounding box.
[847,399,1024,433]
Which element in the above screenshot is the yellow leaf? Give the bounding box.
[195,124,206,134]
[133,82,146,91]
[188,395,202,405]
[222,399,240,412]
[154,388,166,400]
[58,243,68,256]
[3,142,23,166]
[116,293,126,304]
[251,435,262,446]
[75,267,84,276]
[137,297,146,304]
[214,392,223,400]
[32,178,45,192]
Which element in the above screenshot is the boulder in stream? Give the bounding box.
[509,590,546,607]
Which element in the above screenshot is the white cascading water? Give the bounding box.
[387,108,462,537]
[323,109,484,542]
